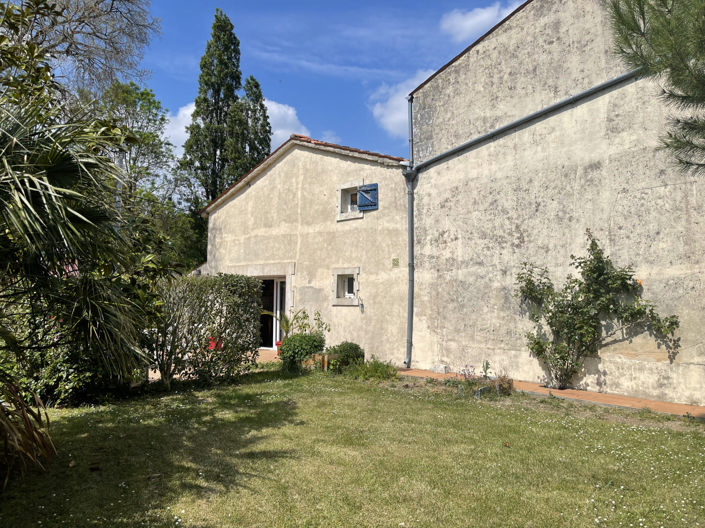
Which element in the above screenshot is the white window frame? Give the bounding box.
[337,180,364,222]
[332,267,360,306]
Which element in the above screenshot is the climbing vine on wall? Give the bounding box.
[515,230,679,389]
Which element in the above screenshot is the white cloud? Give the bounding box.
[252,49,397,81]
[440,2,523,43]
[321,130,341,145]
[370,70,435,141]
[165,99,309,156]
[265,99,310,149]
[165,102,195,158]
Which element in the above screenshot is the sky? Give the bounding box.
[142,0,524,159]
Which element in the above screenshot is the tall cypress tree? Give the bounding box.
[226,76,272,179]
[182,9,271,204]
[608,0,705,172]
[242,76,272,167]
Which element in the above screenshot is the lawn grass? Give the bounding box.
[1,367,703,528]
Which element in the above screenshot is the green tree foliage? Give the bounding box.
[133,191,205,270]
[608,0,705,171]
[242,76,272,165]
[0,96,145,376]
[0,0,159,481]
[515,231,679,389]
[0,1,61,100]
[99,81,175,203]
[183,8,240,204]
[182,9,271,204]
[0,92,133,475]
[227,76,272,178]
[96,81,204,270]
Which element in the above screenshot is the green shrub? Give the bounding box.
[279,333,326,373]
[16,345,104,406]
[326,341,365,373]
[12,336,144,406]
[345,356,398,381]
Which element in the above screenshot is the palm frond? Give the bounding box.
[0,368,55,489]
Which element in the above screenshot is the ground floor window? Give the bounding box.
[332,267,359,306]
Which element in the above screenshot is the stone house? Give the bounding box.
[202,0,705,405]
[200,134,408,360]
[404,0,705,405]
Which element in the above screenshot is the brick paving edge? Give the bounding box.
[397,368,705,420]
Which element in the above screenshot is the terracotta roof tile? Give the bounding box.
[289,134,405,162]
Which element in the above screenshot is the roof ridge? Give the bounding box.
[290,134,405,162]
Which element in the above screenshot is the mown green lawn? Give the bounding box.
[1,368,703,528]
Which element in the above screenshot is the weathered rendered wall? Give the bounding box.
[408,0,705,405]
[413,0,623,163]
[205,142,408,361]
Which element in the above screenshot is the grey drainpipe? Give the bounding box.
[402,95,417,368]
[399,68,641,368]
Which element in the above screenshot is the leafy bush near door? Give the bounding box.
[144,273,262,388]
[263,307,331,341]
[279,333,326,373]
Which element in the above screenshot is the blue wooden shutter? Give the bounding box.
[357,183,378,211]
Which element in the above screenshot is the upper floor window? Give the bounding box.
[343,187,358,213]
[337,181,364,221]
[337,181,379,221]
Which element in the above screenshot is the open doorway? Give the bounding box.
[260,278,286,348]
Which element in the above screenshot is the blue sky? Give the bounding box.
[142,0,524,159]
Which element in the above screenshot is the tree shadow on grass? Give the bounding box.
[0,377,300,528]
[143,364,307,394]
